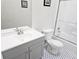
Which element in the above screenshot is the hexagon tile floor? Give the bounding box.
[42,39,77,59]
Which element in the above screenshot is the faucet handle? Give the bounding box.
[15,27,24,35]
[15,27,19,32]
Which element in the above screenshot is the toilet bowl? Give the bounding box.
[42,29,63,55]
[47,39,63,55]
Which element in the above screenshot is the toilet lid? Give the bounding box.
[47,39,63,47]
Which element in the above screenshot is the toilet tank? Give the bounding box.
[42,29,54,39]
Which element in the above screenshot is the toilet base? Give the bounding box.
[45,42,63,56]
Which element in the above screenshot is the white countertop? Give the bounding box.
[1,26,44,52]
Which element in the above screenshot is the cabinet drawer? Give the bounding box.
[29,36,44,47]
[30,44,40,51]
[2,44,28,59]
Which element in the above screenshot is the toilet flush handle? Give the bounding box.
[57,27,61,33]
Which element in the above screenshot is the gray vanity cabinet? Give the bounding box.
[1,26,45,59]
[2,37,44,59]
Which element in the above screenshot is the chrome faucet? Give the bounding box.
[15,27,24,35]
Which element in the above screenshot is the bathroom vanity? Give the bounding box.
[1,26,45,59]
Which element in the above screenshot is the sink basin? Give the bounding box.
[1,26,44,52]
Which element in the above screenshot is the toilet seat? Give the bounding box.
[47,39,63,48]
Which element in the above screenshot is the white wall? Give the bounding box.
[32,0,59,31]
[1,0,32,29]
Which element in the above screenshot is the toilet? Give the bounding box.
[42,29,64,55]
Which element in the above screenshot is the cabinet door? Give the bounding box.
[2,43,28,59]
[30,44,43,59]
[11,52,28,59]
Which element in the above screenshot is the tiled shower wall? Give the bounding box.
[55,0,77,44]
